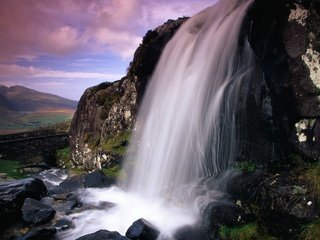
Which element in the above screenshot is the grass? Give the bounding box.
[0,160,25,179]
[55,147,87,176]
[304,162,320,199]
[101,132,131,156]
[299,221,320,240]
[56,147,73,169]
[220,223,277,240]
[102,165,122,178]
[237,161,256,173]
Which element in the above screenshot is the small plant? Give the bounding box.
[237,161,256,173]
[220,223,277,240]
[101,132,131,156]
[56,147,73,169]
[102,165,122,178]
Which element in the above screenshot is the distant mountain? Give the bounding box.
[0,85,78,112]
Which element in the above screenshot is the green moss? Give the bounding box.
[299,221,320,240]
[101,132,131,156]
[0,160,25,179]
[237,161,256,173]
[102,165,121,178]
[56,147,73,169]
[220,223,277,240]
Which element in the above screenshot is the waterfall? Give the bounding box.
[59,1,257,239]
[126,0,255,207]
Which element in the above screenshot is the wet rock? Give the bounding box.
[54,218,74,231]
[49,175,84,194]
[22,198,56,224]
[84,170,116,188]
[75,229,129,240]
[125,218,160,240]
[0,178,47,229]
[203,201,254,228]
[40,196,54,206]
[173,224,212,240]
[228,172,318,238]
[50,193,82,214]
[16,228,57,240]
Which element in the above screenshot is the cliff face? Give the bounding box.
[69,18,188,170]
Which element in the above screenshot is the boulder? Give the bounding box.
[16,228,57,240]
[49,175,84,195]
[22,198,56,224]
[84,170,116,188]
[125,218,160,240]
[0,178,47,228]
[75,229,129,240]
[173,225,212,240]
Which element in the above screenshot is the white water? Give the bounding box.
[126,0,254,207]
[59,0,255,239]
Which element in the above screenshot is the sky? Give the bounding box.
[0,0,217,100]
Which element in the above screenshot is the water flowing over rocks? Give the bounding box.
[53,0,320,239]
[69,18,188,170]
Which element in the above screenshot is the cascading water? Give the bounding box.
[126,0,254,205]
[59,0,256,239]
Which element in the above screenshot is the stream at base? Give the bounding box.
[57,187,198,240]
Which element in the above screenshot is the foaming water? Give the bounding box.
[58,187,196,239]
[59,0,255,238]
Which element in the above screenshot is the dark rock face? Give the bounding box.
[84,169,116,188]
[0,178,47,228]
[75,229,129,240]
[16,228,57,240]
[242,0,320,169]
[69,18,188,170]
[173,225,212,240]
[125,218,160,240]
[203,201,253,228]
[227,172,318,238]
[22,198,56,224]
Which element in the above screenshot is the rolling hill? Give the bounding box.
[0,85,77,111]
[0,85,78,134]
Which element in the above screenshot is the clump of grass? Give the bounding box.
[304,162,320,199]
[101,132,131,156]
[0,160,25,179]
[237,161,256,173]
[220,223,277,240]
[102,165,122,178]
[299,221,320,240]
[56,147,73,169]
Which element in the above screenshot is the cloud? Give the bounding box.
[0,64,122,80]
[0,0,217,62]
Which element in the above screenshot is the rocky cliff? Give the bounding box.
[69,0,320,238]
[69,18,188,170]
